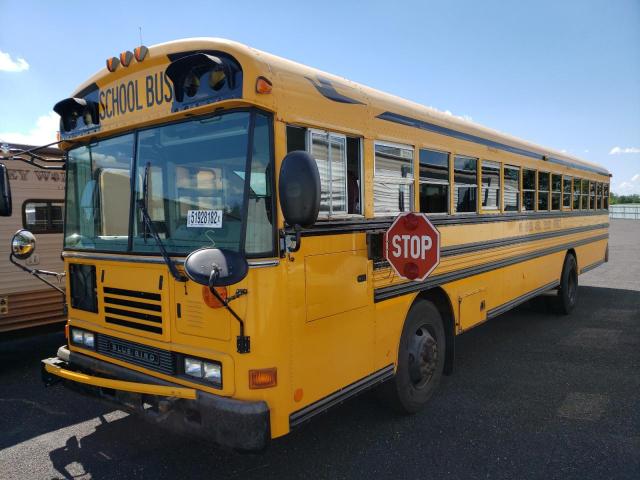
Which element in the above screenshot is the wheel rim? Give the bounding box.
[407,326,438,388]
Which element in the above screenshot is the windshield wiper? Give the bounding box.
[138,161,186,282]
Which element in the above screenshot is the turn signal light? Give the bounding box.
[249,368,277,389]
[255,76,272,94]
[202,286,227,309]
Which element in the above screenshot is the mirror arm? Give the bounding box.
[9,253,66,296]
[209,282,250,354]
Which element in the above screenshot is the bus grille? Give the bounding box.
[95,333,175,375]
[102,287,163,335]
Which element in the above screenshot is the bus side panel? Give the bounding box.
[373,293,415,372]
[576,238,608,273]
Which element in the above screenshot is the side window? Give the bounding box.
[374,142,414,215]
[245,113,274,256]
[551,174,562,210]
[481,160,500,210]
[23,200,64,234]
[503,166,520,212]
[522,169,536,211]
[286,125,362,217]
[419,148,449,214]
[573,178,581,209]
[563,177,572,209]
[597,182,603,209]
[589,181,596,209]
[603,184,609,210]
[453,155,478,213]
[581,179,589,209]
[537,171,549,211]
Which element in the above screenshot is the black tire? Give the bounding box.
[378,300,446,414]
[553,253,578,315]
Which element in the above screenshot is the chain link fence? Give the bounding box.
[610,204,640,219]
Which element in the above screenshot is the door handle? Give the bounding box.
[357,274,367,283]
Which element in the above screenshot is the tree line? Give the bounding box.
[610,193,640,204]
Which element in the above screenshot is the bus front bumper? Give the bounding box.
[42,346,270,451]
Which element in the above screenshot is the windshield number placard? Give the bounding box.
[187,210,223,228]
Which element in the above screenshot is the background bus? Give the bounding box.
[0,143,65,332]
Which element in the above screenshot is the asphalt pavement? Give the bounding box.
[1,220,638,479]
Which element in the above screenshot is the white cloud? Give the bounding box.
[615,173,640,195]
[0,112,59,146]
[0,50,29,72]
[609,146,640,155]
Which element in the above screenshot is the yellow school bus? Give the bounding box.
[0,38,610,450]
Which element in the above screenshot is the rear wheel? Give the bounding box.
[378,299,445,414]
[553,253,578,315]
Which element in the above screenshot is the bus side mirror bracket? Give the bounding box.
[278,151,321,254]
[0,163,12,217]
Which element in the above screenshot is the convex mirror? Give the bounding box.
[184,248,249,288]
[0,163,12,217]
[278,150,320,228]
[11,229,36,260]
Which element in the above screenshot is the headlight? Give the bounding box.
[184,358,203,377]
[84,332,95,348]
[71,328,84,344]
[203,362,221,383]
[70,328,96,349]
[183,357,221,385]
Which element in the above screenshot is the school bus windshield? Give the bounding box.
[64,109,274,256]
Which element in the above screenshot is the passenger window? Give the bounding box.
[573,178,581,209]
[589,181,596,209]
[563,177,572,209]
[503,166,519,212]
[537,171,549,211]
[597,182,603,209]
[551,174,561,210]
[603,184,609,210]
[374,142,414,215]
[286,125,362,217]
[581,179,589,209]
[522,169,536,211]
[23,200,64,234]
[453,155,478,213]
[481,160,500,210]
[419,149,449,214]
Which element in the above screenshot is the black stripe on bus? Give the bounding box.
[374,233,609,302]
[295,210,609,237]
[580,259,606,275]
[105,316,163,334]
[103,287,161,301]
[372,222,608,270]
[289,365,394,429]
[375,111,610,176]
[486,280,560,320]
[104,296,162,312]
[104,306,163,323]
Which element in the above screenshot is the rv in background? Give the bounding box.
[0,143,65,332]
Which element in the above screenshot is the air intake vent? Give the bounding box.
[103,287,163,335]
[70,264,98,313]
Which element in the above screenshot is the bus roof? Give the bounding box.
[70,37,609,176]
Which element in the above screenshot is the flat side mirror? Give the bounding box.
[11,229,36,260]
[0,163,12,217]
[279,150,320,228]
[184,248,249,287]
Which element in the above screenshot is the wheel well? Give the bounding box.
[417,288,455,375]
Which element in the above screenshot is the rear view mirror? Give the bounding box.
[11,229,36,260]
[183,248,249,288]
[278,150,320,228]
[0,163,12,217]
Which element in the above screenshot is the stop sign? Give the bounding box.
[384,212,440,282]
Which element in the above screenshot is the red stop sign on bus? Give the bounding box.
[384,212,441,282]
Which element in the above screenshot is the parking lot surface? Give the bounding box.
[1,220,638,479]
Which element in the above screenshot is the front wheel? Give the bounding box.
[553,253,578,315]
[378,299,446,414]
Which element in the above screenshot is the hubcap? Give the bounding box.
[407,326,438,388]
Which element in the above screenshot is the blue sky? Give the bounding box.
[1,0,639,193]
